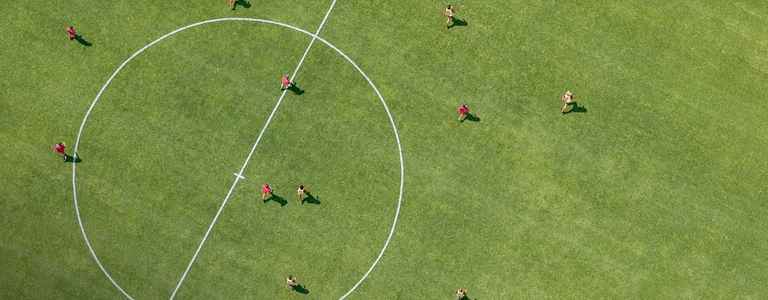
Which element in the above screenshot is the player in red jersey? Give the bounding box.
[280,74,294,91]
[457,104,470,122]
[66,26,77,40]
[53,142,69,161]
[261,183,273,200]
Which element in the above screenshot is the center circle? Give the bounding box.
[71,18,405,300]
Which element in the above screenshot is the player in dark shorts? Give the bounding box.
[66,26,77,40]
[53,142,69,161]
[261,183,273,200]
[280,74,294,90]
[457,104,470,122]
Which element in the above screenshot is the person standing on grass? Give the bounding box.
[53,142,70,161]
[66,26,77,41]
[561,90,575,113]
[296,184,307,204]
[444,5,457,28]
[261,183,273,200]
[280,74,294,91]
[457,103,470,122]
[286,275,299,289]
[456,288,468,300]
[228,0,236,10]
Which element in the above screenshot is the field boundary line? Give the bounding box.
[169,1,338,299]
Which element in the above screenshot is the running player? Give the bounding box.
[296,184,307,205]
[457,104,470,122]
[456,288,468,300]
[261,183,273,200]
[53,142,69,161]
[286,275,299,289]
[228,0,236,10]
[280,74,294,90]
[444,5,456,28]
[561,90,574,113]
[66,26,77,41]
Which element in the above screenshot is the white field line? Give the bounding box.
[168,1,338,299]
[72,13,404,300]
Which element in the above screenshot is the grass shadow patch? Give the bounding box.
[65,155,82,163]
[235,0,251,9]
[288,84,304,95]
[75,35,92,47]
[292,285,310,294]
[465,112,480,122]
[264,193,287,207]
[302,192,321,205]
[449,18,468,28]
[563,103,587,114]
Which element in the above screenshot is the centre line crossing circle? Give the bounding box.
[72,14,405,300]
[170,1,339,298]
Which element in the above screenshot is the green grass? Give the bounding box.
[2,0,768,299]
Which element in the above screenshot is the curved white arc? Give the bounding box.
[71,17,404,300]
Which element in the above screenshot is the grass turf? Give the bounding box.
[2,0,767,299]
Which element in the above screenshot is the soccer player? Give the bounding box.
[261,183,273,200]
[228,0,236,10]
[286,275,299,289]
[66,26,77,41]
[280,74,294,91]
[53,142,69,161]
[456,288,468,300]
[296,184,307,204]
[444,5,456,28]
[561,90,575,113]
[457,104,470,122]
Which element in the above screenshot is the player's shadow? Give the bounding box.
[234,0,251,9]
[449,18,468,28]
[288,84,304,95]
[264,193,288,207]
[65,155,82,163]
[564,103,588,114]
[301,192,321,205]
[460,112,480,123]
[291,285,310,294]
[75,35,92,47]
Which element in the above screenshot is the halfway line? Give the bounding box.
[168,1,338,299]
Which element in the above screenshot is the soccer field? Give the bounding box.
[2,1,768,299]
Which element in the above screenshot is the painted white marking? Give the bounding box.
[169,2,338,299]
[233,173,245,180]
[71,12,405,300]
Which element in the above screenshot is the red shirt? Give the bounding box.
[281,76,291,85]
[262,184,272,194]
[67,27,76,37]
[54,144,66,154]
[457,105,469,114]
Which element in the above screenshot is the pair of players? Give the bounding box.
[261,183,309,205]
[457,89,577,122]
